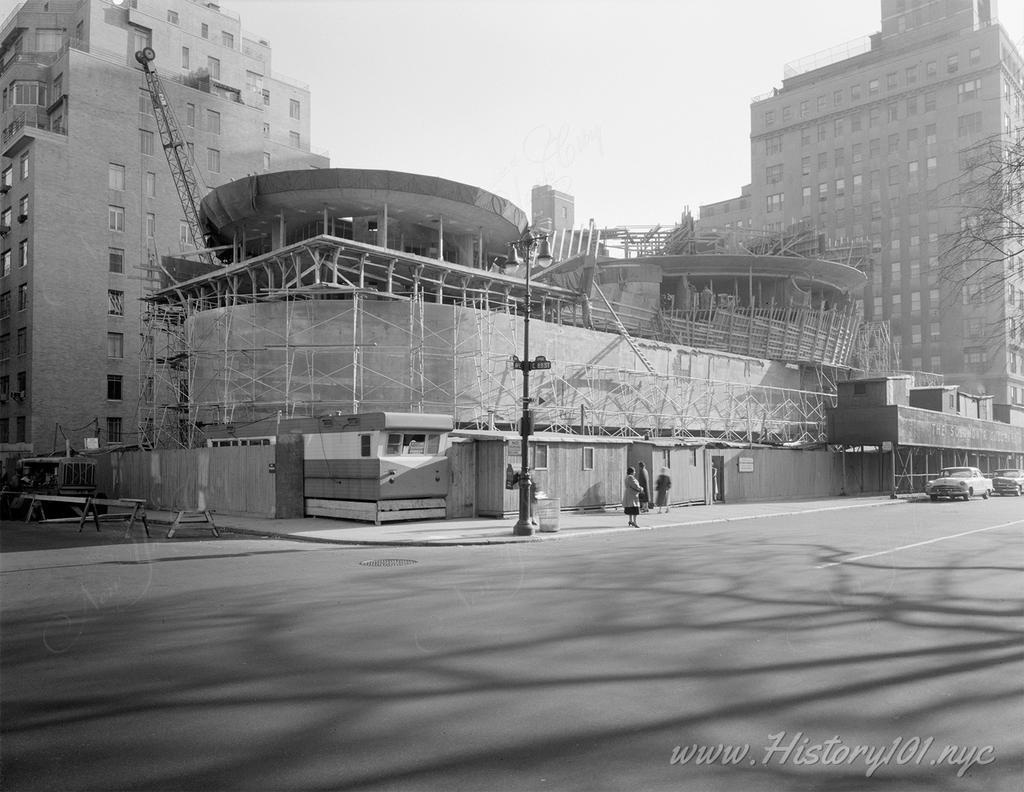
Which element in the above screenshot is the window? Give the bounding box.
[108,205,125,232]
[289,99,301,120]
[799,99,808,118]
[222,31,234,49]
[817,123,827,142]
[969,47,980,66]
[869,78,879,94]
[106,418,122,444]
[819,182,828,200]
[207,148,220,172]
[16,328,26,355]
[887,103,898,122]
[140,129,154,155]
[262,89,271,106]
[181,46,189,69]
[145,171,156,197]
[870,138,880,158]
[835,178,845,196]
[167,9,179,24]
[107,375,123,401]
[782,105,792,122]
[802,185,812,205]
[186,103,195,127]
[801,155,811,176]
[852,142,863,163]
[16,239,27,268]
[360,434,371,457]
[906,96,918,117]
[17,283,27,311]
[926,60,936,78]
[0,332,8,358]
[146,213,156,238]
[850,84,861,101]
[908,161,918,178]
[766,193,784,213]
[800,128,811,146]
[246,71,264,93]
[107,332,124,359]
[964,318,982,337]
[850,112,862,132]
[201,22,209,38]
[384,432,441,455]
[16,417,25,444]
[207,57,220,80]
[957,79,980,103]
[833,89,842,106]
[833,118,843,136]
[888,133,900,153]
[764,134,783,155]
[905,65,917,84]
[531,443,548,470]
[834,147,845,166]
[20,152,29,180]
[108,163,125,190]
[765,164,783,183]
[886,72,897,90]
[263,152,271,171]
[109,248,124,273]
[18,195,28,220]
[108,289,124,316]
[957,112,982,137]
[582,446,595,470]
[205,109,221,135]
[869,107,880,128]
[925,124,936,145]
[947,54,958,74]
[924,92,935,113]
[1,167,11,188]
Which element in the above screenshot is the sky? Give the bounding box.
[228,0,1024,227]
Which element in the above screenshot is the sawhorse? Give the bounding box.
[79,498,150,538]
[166,509,219,538]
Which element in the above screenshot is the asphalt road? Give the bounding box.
[1,498,1022,792]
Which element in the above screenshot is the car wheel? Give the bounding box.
[981,489,989,500]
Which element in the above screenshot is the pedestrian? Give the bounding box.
[654,467,671,513]
[636,461,650,513]
[623,466,643,527]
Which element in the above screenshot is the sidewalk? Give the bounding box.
[189,494,915,546]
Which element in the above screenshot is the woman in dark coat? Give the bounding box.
[635,461,650,513]
[654,467,672,513]
[623,467,643,527]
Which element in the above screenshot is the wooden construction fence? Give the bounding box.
[95,445,278,516]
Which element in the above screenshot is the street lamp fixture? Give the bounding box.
[509,230,552,536]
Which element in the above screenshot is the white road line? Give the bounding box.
[816,519,1024,569]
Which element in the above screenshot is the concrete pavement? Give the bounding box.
[175,494,917,546]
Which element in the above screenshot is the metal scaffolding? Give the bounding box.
[140,233,857,448]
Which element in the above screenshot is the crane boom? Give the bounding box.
[135,47,213,267]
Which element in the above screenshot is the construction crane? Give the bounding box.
[134,47,213,267]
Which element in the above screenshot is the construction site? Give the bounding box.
[138,168,886,451]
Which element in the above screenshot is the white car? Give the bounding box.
[924,467,993,501]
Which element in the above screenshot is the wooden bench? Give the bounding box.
[78,498,149,538]
[165,509,219,538]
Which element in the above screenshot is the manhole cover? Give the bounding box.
[359,558,418,567]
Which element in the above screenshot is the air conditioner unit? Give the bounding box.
[0,184,9,194]
[17,214,27,223]
[10,390,24,402]
[0,225,9,237]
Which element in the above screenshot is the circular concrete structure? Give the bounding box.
[200,169,529,267]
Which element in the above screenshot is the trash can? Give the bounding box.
[535,497,561,533]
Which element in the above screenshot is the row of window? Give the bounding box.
[1,153,30,186]
[0,328,29,358]
[0,285,29,315]
[0,240,29,274]
[764,47,983,128]
[165,8,236,52]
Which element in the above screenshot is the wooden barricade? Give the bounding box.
[78,498,150,538]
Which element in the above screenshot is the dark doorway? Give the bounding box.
[711,455,725,502]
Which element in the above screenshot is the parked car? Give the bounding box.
[924,467,993,501]
[991,468,1024,497]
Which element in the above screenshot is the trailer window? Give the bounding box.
[360,434,371,457]
[386,433,437,455]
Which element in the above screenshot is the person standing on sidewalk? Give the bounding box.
[623,467,643,527]
[636,461,650,513]
[654,467,672,513]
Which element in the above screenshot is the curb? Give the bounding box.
[217,496,913,547]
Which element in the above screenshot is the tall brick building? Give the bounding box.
[0,0,326,454]
[699,0,1024,410]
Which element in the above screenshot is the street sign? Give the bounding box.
[532,356,552,370]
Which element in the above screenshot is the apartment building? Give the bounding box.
[699,0,1024,406]
[0,0,327,454]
